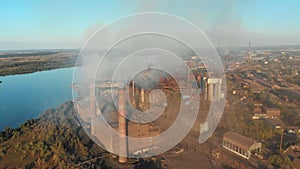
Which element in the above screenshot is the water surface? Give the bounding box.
[0,68,74,130]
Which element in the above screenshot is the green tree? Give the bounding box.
[134,158,163,169]
[268,154,283,167]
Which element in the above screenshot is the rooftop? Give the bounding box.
[265,108,280,111]
[223,131,257,150]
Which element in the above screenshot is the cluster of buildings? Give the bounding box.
[78,78,164,163]
[284,143,300,168]
[251,104,286,130]
[73,62,225,164]
[251,105,300,134]
[252,107,281,120]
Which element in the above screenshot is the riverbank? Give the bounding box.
[0,50,78,76]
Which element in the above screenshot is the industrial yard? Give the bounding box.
[71,44,300,168]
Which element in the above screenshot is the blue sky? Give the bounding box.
[0,0,300,49]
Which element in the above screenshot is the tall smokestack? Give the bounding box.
[89,80,96,136]
[187,71,191,82]
[141,88,145,103]
[207,83,214,101]
[132,80,135,106]
[118,87,128,163]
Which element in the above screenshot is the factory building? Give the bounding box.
[265,108,281,119]
[74,78,162,164]
[75,100,90,122]
[205,78,223,101]
[128,122,160,138]
[223,131,262,159]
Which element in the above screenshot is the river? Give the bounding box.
[0,68,74,130]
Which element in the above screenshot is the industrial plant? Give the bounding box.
[72,57,225,165]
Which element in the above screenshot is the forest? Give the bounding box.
[0,101,163,168]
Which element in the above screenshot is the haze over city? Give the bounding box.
[0,1,300,169]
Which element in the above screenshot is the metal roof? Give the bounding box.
[223,131,257,150]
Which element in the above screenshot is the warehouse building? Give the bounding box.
[223,131,262,159]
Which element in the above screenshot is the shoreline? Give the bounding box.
[0,50,78,76]
[0,100,73,132]
[0,66,76,77]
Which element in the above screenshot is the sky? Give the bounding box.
[0,0,300,50]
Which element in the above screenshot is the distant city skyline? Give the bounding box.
[1,0,300,49]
